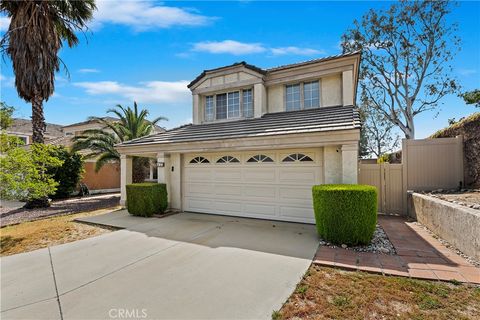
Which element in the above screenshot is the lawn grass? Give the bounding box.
[0,207,120,256]
[277,265,480,320]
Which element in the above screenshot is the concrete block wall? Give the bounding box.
[409,192,480,260]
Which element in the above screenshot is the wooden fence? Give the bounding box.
[358,136,464,215]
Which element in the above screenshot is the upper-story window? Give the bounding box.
[216,93,228,119]
[227,92,240,118]
[204,89,253,122]
[303,81,320,109]
[243,89,253,118]
[205,96,215,121]
[286,84,301,111]
[286,80,320,111]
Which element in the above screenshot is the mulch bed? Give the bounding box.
[0,194,120,227]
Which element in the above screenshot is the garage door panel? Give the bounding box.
[214,201,242,213]
[185,198,214,212]
[184,149,321,224]
[279,168,318,184]
[184,168,214,182]
[243,168,276,183]
[214,168,242,181]
[243,185,276,198]
[184,183,214,196]
[244,203,276,216]
[278,186,312,200]
[279,206,315,222]
[214,184,242,196]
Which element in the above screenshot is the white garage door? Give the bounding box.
[183,149,323,223]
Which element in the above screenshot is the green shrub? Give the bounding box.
[126,183,168,217]
[312,184,377,245]
[0,144,63,205]
[47,146,84,199]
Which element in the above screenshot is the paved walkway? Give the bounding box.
[1,211,318,319]
[314,215,480,284]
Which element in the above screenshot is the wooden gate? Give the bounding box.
[358,163,404,214]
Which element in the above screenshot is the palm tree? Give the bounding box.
[72,102,167,178]
[1,0,96,143]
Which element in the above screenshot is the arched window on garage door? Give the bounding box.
[189,156,210,164]
[282,153,313,162]
[216,156,240,163]
[246,154,274,163]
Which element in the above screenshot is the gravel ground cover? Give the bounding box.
[0,193,120,227]
[422,189,480,210]
[317,224,396,255]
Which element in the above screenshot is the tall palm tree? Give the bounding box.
[72,102,167,175]
[1,0,96,143]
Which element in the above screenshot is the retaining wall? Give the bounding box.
[409,192,480,260]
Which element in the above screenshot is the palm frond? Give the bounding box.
[94,153,120,172]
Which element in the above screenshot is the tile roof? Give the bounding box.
[187,51,361,88]
[187,61,266,88]
[265,50,361,72]
[9,118,64,137]
[118,105,361,147]
[62,116,119,128]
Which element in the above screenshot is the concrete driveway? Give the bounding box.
[1,211,319,320]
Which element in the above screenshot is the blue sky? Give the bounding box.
[1,0,479,138]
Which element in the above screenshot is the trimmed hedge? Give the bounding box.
[126,183,168,217]
[312,184,377,245]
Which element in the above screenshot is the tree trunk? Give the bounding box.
[404,114,415,139]
[31,93,46,144]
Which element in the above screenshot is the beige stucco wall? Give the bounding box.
[342,70,354,106]
[321,74,342,107]
[191,56,359,124]
[267,84,284,113]
[323,146,342,184]
[196,71,257,90]
[169,153,182,210]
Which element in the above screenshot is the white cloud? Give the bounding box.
[0,73,14,87]
[458,68,476,76]
[190,40,324,56]
[74,80,191,104]
[78,68,100,74]
[92,0,215,31]
[270,46,325,56]
[192,40,266,55]
[0,16,10,32]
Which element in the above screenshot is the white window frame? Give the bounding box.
[303,81,320,109]
[242,89,254,118]
[286,83,301,111]
[227,91,240,118]
[285,80,321,111]
[205,95,215,121]
[204,88,253,122]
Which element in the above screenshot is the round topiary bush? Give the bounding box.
[312,184,377,245]
[126,182,168,217]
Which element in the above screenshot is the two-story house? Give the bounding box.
[116,51,362,223]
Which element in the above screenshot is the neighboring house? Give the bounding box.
[116,51,362,224]
[7,117,159,194]
[7,118,64,144]
[50,117,124,194]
